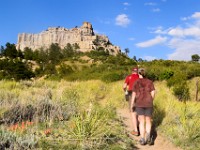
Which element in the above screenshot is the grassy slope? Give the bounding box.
[0,78,199,149]
[153,78,200,150]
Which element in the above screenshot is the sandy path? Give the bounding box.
[117,108,182,150]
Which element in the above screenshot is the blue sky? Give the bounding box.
[1,0,200,61]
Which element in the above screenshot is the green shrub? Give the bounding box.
[173,83,190,101]
[101,72,123,82]
[63,105,132,149]
[167,73,187,88]
[146,71,158,81]
[159,70,174,80]
[58,64,74,76]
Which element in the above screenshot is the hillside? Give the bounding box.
[1,42,199,85]
[0,78,199,149]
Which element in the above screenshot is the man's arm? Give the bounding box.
[123,83,127,91]
[130,92,136,112]
[151,90,155,100]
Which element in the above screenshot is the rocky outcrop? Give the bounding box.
[16,22,120,55]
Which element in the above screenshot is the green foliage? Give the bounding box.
[1,43,18,58]
[186,63,200,79]
[62,105,131,149]
[72,43,80,50]
[63,43,75,58]
[24,47,34,60]
[63,63,129,82]
[191,54,200,62]
[48,43,62,64]
[101,72,124,83]
[167,73,187,88]
[139,60,200,81]
[1,77,199,149]
[154,81,200,150]
[159,70,174,80]
[85,50,109,61]
[173,82,190,101]
[161,102,200,150]
[146,71,159,81]
[124,48,129,56]
[0,58,35,80]
[58,63,74,76]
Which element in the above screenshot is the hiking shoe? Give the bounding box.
[139,138,146,145]
[146,133,152,145]
[131,131,139,136]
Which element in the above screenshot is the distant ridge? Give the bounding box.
[16,22,121,55]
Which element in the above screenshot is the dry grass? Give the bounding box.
[0,78,199,149]
[153,80,200,150]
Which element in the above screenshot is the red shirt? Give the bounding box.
[132,78,155,107]
[124,74,139,91]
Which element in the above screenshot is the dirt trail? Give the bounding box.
[117,108,182,150]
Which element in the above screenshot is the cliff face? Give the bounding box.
[16,22,120,55]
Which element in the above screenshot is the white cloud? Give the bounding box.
[180,12,200,21]
[152,8,160,12]
[115,14,131,27]
[123,2,130,6]
[168,26,200,37]
[168,27,184,37]
[181,17,189,21]
[128,37,135,41]
[143,56,157,61]
[165,12,200,60]
[152,26,170,34]
[168,38,200,60]
[136,12,200,60]
[192,12,200,19]
[136,36,167,48]
[144,2,157,6]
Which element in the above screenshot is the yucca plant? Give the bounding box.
[63,104,130,149]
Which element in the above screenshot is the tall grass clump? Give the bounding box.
[61,105,131,149]
[154,80,200,150]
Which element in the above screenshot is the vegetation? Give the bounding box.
[191,54,200,62]
[0,42,200,149]
[154,79,200,150]
[0,80,133,149]
[0,78,199,149]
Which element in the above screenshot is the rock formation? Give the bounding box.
[16,22,121,55]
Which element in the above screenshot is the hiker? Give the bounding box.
[123,67,139,136]
[131,68,155,145]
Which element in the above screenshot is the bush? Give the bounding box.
[0,128,37,149]
[167,73,187,88]
[57,64,74,76]
[101,72,123,82]
[159,70,174,80]
[146,71,158,81]
[173,82,190,101]
[3,104,35,124]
